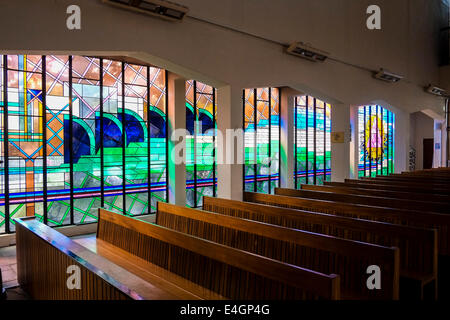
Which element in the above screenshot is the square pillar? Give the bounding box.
[394,110,410,173]
[216,85,244,200]
[331,103,351,181]
[167,72,186,206]
[279,87,300,189]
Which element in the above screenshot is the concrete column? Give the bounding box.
[216,85,244,200]
[349,105,360,178]
[331,103,351,181]
[167,72,186,206]
[394,110,410,173]
[279,87,300,189]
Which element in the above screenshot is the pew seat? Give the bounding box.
[95,208,341,300]
[74,236,223,300]
[156,202,400,300]
[15,217,195,300]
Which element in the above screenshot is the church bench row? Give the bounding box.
[360,176,450,188]
[325,181,450,196]
[344,179,450,195]
[243,192,449,257]
[156,202,400,300]
[15,211,340,300]
[203,196,437,299]
[300,184,450,204]
[275,188,449,214]
[389,173,450,181]
[14,217,183,300]
[96,208,340,300]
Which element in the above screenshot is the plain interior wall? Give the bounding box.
[0,0,447,186]
[0,0,445,115]
[410,111,436,170]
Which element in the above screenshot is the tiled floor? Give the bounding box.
[0,233,95,300]
[0,245,18,289]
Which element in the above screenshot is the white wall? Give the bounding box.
[410,111,436,170]
[0,0,444,116]
[0,0,447,179]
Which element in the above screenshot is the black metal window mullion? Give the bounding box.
[212,87,216,197]
[147,66,152,213]
[376,105,380,175]
[381,107,384,175]
[121,62,126,215]
[268,88,272,193]
[387,111,390,174]
[242,90,246,191]
[193,81,198,207]
[305,96,309,184]
[294,97,298,189]
[69,56,74,225]
[100,58,104,207]
[165,70,169,203]
[253,88,257,192]
[369,105,372,176]
[3,55,10,233]
[313,98,317,185]
[323,103,327,181]
[363,106,366,177]
[42,55,48,225]
[390,111,392,174]
[278,89,281,190]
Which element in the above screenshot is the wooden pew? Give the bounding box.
[15,217,182,300]
[389,173,450,181]
[243,192,449,257]
[202,196,437,299]
[361,176,450,187]
[346,179,450,195]
[325,181,450,196]
[275,188,449,214]
[96,208,341,300]
[156,202,400,300]
[300,184,450,204]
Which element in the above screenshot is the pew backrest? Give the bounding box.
[15,217,145,300]
[97,208,341,300]
[275,188,449,213]
[157,202,400,299]
[243,191,448,257]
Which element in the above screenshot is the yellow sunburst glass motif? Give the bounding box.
[364,115,385,161]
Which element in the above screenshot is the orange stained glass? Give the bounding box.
[257,100,269,120]
[150,67,165,89]
[46,55,69,96]
[26,55,43,73]
[196,94,213,114]
[257,87,269,101]
[103,60,122,87]
[244,89,255,106]
[72,56,100,80]
[124,63,147,86]
[185,80,194,106]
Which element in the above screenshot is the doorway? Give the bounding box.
[423,138,434,169]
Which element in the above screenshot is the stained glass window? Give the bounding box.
[185,80,217,207]
[0,55,168,234]
[294,96,332,188]
[0,55,5,233]
[244,88,280,194]
[358,105,395,177]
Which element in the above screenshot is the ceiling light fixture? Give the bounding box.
[425,84,448,97]
[286,42,329,62]
[373,68,403,83]
[102,0,189,22]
